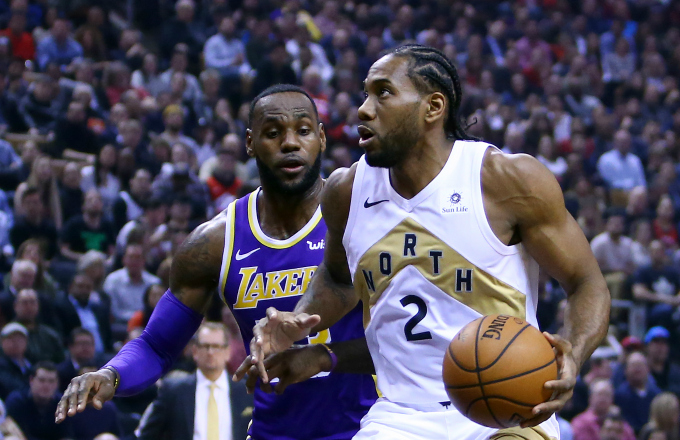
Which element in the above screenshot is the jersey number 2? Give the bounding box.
[400,295,433,341]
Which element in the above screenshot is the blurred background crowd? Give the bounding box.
[0,0,679,439]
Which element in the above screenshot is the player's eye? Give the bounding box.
[379,88,391,97]
[266,130,278,138]
[299,127,311,136]
[363,91,369,99]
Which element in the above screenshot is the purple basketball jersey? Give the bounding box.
[219,190,377,440]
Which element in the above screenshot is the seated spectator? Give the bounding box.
[596,129,646,192]
[35,15,79,63]
[159,43,202,104]
[638,393,680,440]
[630,221,653,269]
[17,75,61,134]
[118,119,158,176]
[13,288,64,364]
[69,365,122,440]
[57,328,103,393]
[653,196,678,246]
[55,274,111,354]
[615,351,661,433]
[643,327,680,396]
[599,414,629,440]
[203,17,250,80]
[80,144,121,213]
[14,155,63,232]
[116,197,169,267]
[0,11,35,61]
[60,190,115,262]
[0,323,31,400]
[59,162,84,223]
[0,259,59,329]
[591,209,635,300]
[158,104,200,158]
[159,0,205,65]
[632,242,680,329]
[112,168,152,233]
[50,101,100,157]
[13,238,60,299]
[127,283,164,332]
[153,165,210,222]
[131,53,165,98]
[251,41,298,98]
[9,186,58,259]
[135,323,252,440]
[6,361,74,439]
[76,251,109,306]
[206,147,242,212]
[536,134,568,181]
[571,379,635,440]
[103,243,160,324]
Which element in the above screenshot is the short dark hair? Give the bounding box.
[68,327,94,346]
[388,44,475,140]
[31,360,57,377]
[248,84,319,127]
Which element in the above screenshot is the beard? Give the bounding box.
[364,105,421,168]
[256,153,322,196]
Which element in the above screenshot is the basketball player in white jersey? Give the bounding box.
[237,45,611,440]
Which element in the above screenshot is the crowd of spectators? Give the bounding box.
[0,0,679,438]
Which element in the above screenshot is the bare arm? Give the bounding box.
[483,150,610,426]
[56,215,226,422]
[293,165,360,329]
[244,165,359,381]
[632,283,680,306]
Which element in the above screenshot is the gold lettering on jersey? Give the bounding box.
[234,266,318,309]
[354,219,526,327]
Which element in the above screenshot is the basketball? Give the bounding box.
[442,314,558,429]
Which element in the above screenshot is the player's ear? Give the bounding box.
[318,123,327,153]
[424,92,446,125]
[245,129,255,157]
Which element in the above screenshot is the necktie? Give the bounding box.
[208,383,219,440]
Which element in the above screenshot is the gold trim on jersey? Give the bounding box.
[247,190,323,249]
[218,201,237,303]
[354,217,527,327]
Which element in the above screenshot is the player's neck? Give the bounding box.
[258,178,323,240]
[389,134,454,200]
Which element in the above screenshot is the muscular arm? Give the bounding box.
[292,165,360,331]
[483,151,610,369]
[55,215,227,422]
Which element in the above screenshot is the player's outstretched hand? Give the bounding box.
[520,333,577,429]
[54,369,117,424]
[237,345,332,394]
[237,307,320,383]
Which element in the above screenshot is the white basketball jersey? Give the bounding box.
[343,140,542,405]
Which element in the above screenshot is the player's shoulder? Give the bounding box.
[482,149,560,199]
[321,163,358,232]
[172,207,231,274]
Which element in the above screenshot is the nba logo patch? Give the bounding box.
[441,190,468,214]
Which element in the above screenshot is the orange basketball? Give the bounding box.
[442,314,558,429]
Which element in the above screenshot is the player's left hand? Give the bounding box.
[520,333,577,429]
[236,344,332,394]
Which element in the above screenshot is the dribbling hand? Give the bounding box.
[234,307,321,383]
[54,369,117,424]
[520,333,577,428]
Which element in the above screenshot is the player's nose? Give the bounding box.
[281,128,302,152]
[358,98,375,121]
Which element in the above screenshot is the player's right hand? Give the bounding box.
[238,307,321,383]
[54,369,116,423]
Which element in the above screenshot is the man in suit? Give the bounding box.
[136,322,252,440]
[55,273,112,354]
[57,328,103,392]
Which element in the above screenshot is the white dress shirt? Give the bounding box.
[194,370,232,440]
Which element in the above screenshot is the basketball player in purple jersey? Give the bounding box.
[55,84,378,439]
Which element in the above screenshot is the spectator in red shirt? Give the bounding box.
[571,379,636,440]
[0,12,34,61]
[206,147,242,212]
